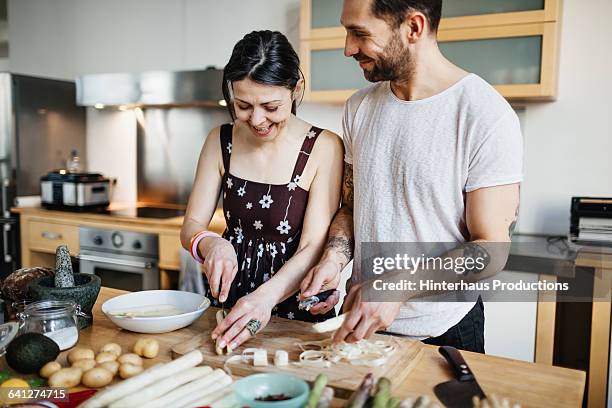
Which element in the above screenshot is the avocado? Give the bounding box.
[5,333,60,374]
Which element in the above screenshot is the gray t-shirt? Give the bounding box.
[343,74,523,338]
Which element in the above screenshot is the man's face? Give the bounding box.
[341,0,413,82]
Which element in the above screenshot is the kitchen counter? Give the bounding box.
[12,206,226,278]
[8,287,582,407]
[11,205,226,232]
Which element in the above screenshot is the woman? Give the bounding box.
[180,30,343,351]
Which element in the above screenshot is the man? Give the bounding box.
[299,0,522,352]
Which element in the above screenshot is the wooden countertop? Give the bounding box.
[12,206,226,234]
[35,287,585,407]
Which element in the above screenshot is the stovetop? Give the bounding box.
[106,206,186,219]
[94,206,186,219]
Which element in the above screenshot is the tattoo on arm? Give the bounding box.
[342,163,354,211]
[325,237,354,263]
[323,164,355,265]
[508,204,519,239]
[461,242,491,275]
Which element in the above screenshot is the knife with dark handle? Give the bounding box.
[298,289,338,311]
[434,346,487,408]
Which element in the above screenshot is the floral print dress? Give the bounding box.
[203,123,335,322]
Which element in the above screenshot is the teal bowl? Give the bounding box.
[233,373,309,408]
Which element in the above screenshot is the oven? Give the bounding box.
[79,227,159,291]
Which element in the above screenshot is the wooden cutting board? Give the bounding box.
[172,308,425,398]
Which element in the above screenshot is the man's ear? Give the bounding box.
[404,11,427,43]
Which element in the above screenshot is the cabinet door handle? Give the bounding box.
[1,178,8,218]
[41,231,62,240]
[3,223,11,263]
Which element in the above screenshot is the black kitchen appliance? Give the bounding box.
[570,197,612,246]
[0,73,86,279]
[40,171,110,211]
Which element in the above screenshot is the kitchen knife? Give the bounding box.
[433,346,487,408]
[298,289,338,311]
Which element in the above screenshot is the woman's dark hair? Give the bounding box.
[222,30,303,120]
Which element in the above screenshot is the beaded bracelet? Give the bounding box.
[190,230,221,264]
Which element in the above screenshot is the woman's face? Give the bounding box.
[231,78,294,141]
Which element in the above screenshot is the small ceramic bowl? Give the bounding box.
[101,290,210,333]
[233,373,310,408]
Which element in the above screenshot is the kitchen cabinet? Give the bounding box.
[13,207,227,290]
[299,0,561,102]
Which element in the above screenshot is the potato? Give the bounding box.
[117,353,143,366]
[72,359,96,371]
[119,363,143,379]
[96,351,118,364]
[49,367,83,388]
[100,342,122,356]
[97,361,120,376]
[82,367,113,388]
[39,361,62,378]
[133,338,160,359]
[68,347,95,364]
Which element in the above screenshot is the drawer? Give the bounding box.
[159,232,181,270]
[28,221,79,254]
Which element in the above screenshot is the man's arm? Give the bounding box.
[299,163,355,309]
[334,183,520,342]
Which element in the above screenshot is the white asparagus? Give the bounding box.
[216,309,226,355]
[312,314,347,333]
[274,350,289,366]
[77,350,203,408]
[178,383,233,408]
[210,390,238,408]
[253,349,268,366]
[175,375,233,408]
[108,366,213,408]
[147,369,228,408]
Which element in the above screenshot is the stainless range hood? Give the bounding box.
[76,67,225,108]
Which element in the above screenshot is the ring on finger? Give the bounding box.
[246,319,261,337]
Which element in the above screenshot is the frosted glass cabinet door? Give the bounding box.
[310,48,370,91]
[442,0,545,17]
[311,0,343,29]
[440,36,542,85]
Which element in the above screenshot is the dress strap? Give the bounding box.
[220,123,233,173]
[290,126,324,180]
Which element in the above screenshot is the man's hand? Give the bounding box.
[334,283,402,343]
[300,257,343,314]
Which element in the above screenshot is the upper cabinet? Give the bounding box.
[299,0,562,102]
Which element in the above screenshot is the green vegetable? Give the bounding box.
[387,397,401,408]
[5,333,60,374]
[27,377,46,388]
[0,369,10,383]
[372,377,391,408]
[54,245,75,288]
[306,373,328,408]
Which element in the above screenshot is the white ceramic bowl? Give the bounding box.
[102,290,210,333]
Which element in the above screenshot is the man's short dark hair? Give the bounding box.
[371,0,443,32]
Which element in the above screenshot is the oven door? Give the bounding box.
[79,252,159,291]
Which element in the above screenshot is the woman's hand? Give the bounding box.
[199,236,238,302]
[210,291,275,350]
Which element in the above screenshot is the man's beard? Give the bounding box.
[356,35,413,83]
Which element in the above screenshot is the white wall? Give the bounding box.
[6,0,612,233]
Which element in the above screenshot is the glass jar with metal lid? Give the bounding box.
[18,300,88,350]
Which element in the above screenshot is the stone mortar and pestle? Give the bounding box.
[27,245,101,329]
